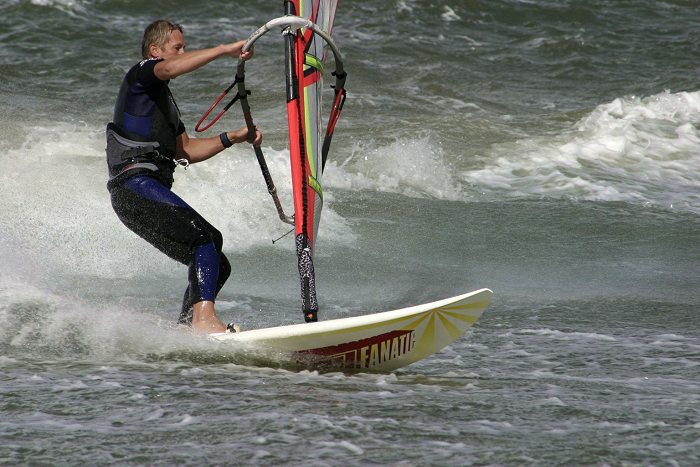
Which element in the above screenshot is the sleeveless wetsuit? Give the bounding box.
[106,58,230,325]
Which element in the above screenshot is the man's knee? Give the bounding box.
[192,221,223,252]
[211,228,224,252]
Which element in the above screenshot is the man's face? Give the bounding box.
[151,30,186,59]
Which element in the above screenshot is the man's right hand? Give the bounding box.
[223,40,254,61]
[228,126,262,146]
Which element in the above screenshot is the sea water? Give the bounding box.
[1,0,698,465]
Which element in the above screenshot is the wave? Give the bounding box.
[462,90,700,214]
[313,91,700,215]
[2,89,698,287]
[325,135,464,201]
[5,0,89,16]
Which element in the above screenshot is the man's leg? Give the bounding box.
[110,175,231,332]
[178,252,231,326]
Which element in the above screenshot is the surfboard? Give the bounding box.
[209,288,493,372]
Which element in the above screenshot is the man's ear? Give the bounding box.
[148,43,160,59]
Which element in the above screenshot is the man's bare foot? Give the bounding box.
[191,301,227,334]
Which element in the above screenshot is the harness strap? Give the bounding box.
[121,144,159,161]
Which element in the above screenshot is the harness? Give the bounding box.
[105,123,179,179]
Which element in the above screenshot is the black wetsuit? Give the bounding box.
[106,58,230,325]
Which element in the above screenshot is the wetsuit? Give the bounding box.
[106,58,230,325]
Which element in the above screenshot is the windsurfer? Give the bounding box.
[106,20,262,333]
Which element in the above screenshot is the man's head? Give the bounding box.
[141,20,185,59]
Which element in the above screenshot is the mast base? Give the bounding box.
[304,310,318,323]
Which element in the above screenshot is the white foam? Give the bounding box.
[441,6,461,22]
[325,135,464,201]
[333,440,365,456]
[516,328,617,341]
[0,274,244,363]
[175,147,357,253]
[463,90,700,213]
[396,0,415,13]
[0,120,355,279]
[0,355,18,365]
[539,396,567,407]
[171,414,198,426]
[27,0,87,16]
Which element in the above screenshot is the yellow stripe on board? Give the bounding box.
[414,312,437,357]
[287,298,489,339]
[441,309,482,323]
[305,311,428,338]
[399,311,436,330]
[393,302,488,331]
[437,312,465,340]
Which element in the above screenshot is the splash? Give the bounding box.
[0,120,355,281]
[325,135,464,201]
[463,91,700,213]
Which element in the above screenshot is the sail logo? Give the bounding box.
[296,330,416,369]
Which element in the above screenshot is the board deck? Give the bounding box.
[209,288,493,372]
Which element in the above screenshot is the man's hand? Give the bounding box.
[228,126,263,146]
[240,47,254,61]
[223,40,254,61]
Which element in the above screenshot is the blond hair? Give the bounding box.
[141,20,183,59]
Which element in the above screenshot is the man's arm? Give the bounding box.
[176,127,263,164]
[154,41,252,80]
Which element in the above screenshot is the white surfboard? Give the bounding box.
[210,288,493,372]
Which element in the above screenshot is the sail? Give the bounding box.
[197,4,345,323]
[285,0,340,322]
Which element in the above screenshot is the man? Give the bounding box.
[106,20,261,333]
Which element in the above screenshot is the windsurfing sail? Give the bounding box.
[197,2,346,323]
[283,0,345,322]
